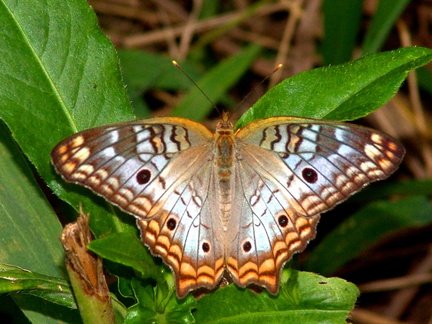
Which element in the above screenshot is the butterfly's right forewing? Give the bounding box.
[52,118,212,218]
[51,117,226,298]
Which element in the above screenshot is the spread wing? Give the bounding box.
[51,117,225,298]
[225,117,404,294]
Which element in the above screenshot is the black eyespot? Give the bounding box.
[278,215,289,227]
[202,242,210,253]
[243,241,252,253]
[136,169,151,185]
[167,218,177,231]
[302,167,318,183]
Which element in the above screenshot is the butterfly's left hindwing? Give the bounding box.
[225,160,321,294]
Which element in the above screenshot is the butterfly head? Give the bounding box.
[216,111,234,133]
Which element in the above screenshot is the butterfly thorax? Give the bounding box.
[214,119,235,178]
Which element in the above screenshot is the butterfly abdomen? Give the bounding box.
[216,133,235,174]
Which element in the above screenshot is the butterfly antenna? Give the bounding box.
[172,60,221,116]
[236,64,283,110]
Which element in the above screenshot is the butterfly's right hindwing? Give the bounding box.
[51,117,225,298]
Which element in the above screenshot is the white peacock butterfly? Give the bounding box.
[51,111,404,298]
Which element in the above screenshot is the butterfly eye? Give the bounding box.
[167,218,177,230]
[242,241,252,253]
[278,214,289,227]
[136,169,151,185]
[302,167,318,183]
[202,242,210,253]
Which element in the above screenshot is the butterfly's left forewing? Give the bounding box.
[230,117,404,293]
[237,117,405,216]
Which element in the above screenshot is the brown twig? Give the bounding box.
[269,0,304,88]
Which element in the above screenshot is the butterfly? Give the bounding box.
[51,112,404,298]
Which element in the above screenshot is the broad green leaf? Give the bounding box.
[362,0,412,54]
[305,196,432,275]
[88,232,165,289]
[237,47,432,128]
[194,270,359,323]
[0,122,79,323]
[322,0,363,64]
[0,264,74,309]
[172,44,261,121]
[0,0,136,239]
[0,124,64,280]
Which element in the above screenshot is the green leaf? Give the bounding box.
[172,44,261,121]
[118,50,188,92]
[124,278,196,324]
[0,123,64,278]
[305,196,432,275]
[88,232,165,289]
[0,122,79,322]
[0,0,136,240]
[117,50,202,118]
[322,0,363,64]
[236,47,432,128]
[361,0,411,54]
[417,67,432,96]
[1,2,421,321]
[194,270,359,323]
[118,49,201,91]
[117,276,136,300]
[124,281,158,324]
[352,179,432,203]
[0,264,75,309]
